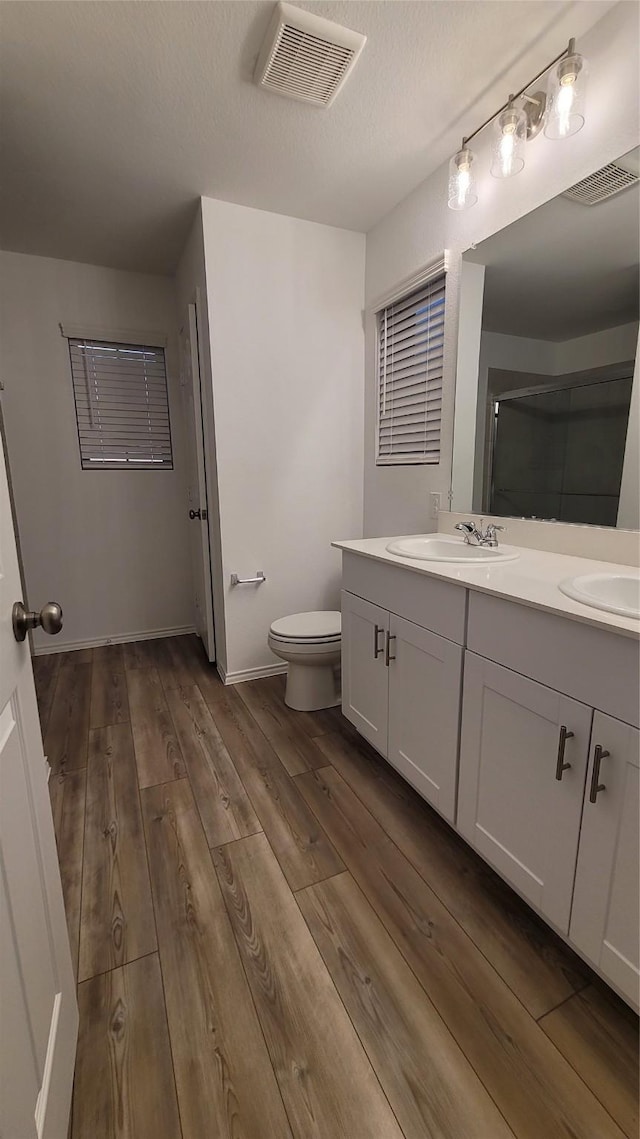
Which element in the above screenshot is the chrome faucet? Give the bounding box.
[454,519,505,548]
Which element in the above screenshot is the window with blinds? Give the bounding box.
[376,272,446,464]
[69,338,173,469]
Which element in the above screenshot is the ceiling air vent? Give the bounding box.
[563,158,639,206]
[254,2,366,108]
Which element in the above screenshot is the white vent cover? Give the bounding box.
[563,160,639,206]
[254,2,366,107]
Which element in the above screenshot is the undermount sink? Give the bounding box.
[385,535,520,564]
[558,573,640,619]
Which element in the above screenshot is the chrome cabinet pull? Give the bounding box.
[555,725,575,780]
[385,631,396,666]
[373,624,384,659]
[589,744,609,803]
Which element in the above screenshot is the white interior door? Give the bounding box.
[180,298,215,661]
[0,430,78,1137]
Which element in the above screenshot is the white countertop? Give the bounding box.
[332,536,640,640]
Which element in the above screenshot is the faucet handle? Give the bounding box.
[482,521,505,547]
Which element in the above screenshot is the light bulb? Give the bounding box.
[545,45,588,139]
[490,103,526,178]
[448,146,477,210]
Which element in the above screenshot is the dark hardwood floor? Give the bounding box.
[34,635,639,1139]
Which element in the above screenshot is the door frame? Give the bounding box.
[183,291,216,662]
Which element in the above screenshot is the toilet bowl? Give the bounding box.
[268,611,341,711]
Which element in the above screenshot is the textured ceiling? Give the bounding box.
[0,0,615,274]
[470,152,640,341]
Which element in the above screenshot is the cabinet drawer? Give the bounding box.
[467,592,639,728]
[342,551,466,644]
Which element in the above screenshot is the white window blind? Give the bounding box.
[376,272,446,464]
[69,338,173,469]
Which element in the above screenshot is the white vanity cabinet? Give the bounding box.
[457,653,593,933]
[459,681,640,1005]
[337,548,639,1009]
[570,714,639,1007]
[463,591,640,1007]
[341,562,464,823]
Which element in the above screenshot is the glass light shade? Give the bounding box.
[490,104,527,178]
[544,51,588,139]
[448,146,478,210]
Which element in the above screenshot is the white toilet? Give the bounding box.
[268,611,341,711]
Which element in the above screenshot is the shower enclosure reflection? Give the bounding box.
[490,372,633,526]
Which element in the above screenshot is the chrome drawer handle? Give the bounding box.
[589,744,609,803]
[555,725,574,781]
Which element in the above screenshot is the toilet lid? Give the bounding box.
[270,611,341,640]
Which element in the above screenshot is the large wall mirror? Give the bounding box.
[452,146,639,529]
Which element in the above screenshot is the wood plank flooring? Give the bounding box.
[79,723,156,982]
[34,636,639,1139]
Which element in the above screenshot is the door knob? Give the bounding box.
[12,601,63,643]
[189,509,201,520]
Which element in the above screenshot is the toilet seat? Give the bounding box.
[269,611,341,643]
[269,631,340,646]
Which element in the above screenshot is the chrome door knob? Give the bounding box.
[12,601,63,642]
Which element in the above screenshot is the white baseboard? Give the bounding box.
[218,661,288,686]
[32,625,197,656]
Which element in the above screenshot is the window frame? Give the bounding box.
[67,336,174,472]
[374,257,447,467]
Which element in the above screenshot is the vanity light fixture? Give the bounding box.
[447,37,588,209]
[544,39,588,139]
[490,99,527,178]
[448,145,478,210]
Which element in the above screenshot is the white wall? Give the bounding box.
[364,0,639,537]
[451,262,486,520]
[618,330,640,529]
[0,250,192,651]
[555,321,639,375]
[478,321,639,390]
[200,198,365,680]
[175,207,227,672]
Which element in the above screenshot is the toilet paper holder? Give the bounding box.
[230,570,266,586]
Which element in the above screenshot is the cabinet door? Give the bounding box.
[387,615,462,823]
[458,653,592,932]
[570,714,639,1009]
[341,591,389,754]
